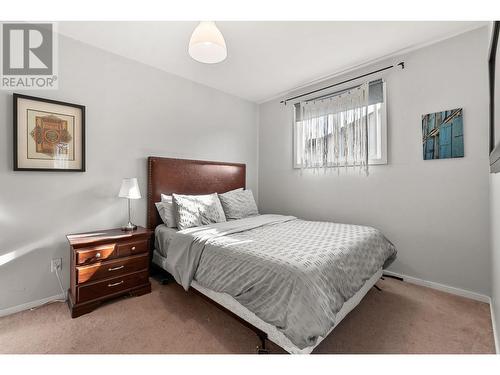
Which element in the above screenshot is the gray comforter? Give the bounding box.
[165,214,396,349]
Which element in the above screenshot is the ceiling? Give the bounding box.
[58,21,488,103]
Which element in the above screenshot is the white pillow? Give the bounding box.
[154,194,177,228]
[225,188,244,193]
[173,193,226,230]
[218,189,259,220]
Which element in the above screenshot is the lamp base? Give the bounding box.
[121,222,137,231]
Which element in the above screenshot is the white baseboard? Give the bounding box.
[491,301,499,354]
[0,293,66,318]
[383,270,490,303]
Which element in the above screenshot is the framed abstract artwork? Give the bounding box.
[422,108,464,160]
[13,94,85,171]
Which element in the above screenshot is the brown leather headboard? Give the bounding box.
[147,157,246,230]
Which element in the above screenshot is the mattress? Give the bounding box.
[152,249,382,354]
[164,214,395,349]
[154,225,178,257]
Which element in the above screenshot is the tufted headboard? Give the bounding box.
[146,156,246,230]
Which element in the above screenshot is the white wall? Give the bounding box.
[0,35,258,312]
[490,174,500,349]
[258,27,491,295]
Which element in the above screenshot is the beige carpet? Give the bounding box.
[0,277,495,354]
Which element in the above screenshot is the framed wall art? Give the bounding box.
[422,108,464,160]
[13,93,85,172]
[489,21,500,172]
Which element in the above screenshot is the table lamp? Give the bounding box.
[118,177,141,231]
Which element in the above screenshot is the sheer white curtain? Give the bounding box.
[295,82,369,174]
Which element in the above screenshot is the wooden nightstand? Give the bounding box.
[66,226,153,318]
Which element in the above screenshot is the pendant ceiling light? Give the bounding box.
[189,21,227,64]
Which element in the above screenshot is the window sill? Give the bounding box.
[293,159,387,169]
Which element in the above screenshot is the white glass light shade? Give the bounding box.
[118,178,141,199]
[189,21,227,64]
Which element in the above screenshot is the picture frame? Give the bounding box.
[13,93,86,172]
[422,108,464,160]
[489,21,500,173]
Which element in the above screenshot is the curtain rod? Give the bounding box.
[281,61,404,105]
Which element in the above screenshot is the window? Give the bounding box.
[293,80,387,168]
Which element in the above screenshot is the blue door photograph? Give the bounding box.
[422,108,464,160]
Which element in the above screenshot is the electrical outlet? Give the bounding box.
[51,258,62,273]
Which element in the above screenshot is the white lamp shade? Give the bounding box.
[118,178,141,199]
[189,21,227,64]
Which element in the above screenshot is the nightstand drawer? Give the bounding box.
[77,270,149,303]
[117,239,148,257]
[76,254,149,284]
[76,243,117,265]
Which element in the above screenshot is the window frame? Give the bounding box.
[292,81,388,169]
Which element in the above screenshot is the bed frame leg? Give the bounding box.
[256,333,269,354]
[150,263,173,285]
[159,277,170,285]
[382,274,403,281]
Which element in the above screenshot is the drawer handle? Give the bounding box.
[108,265,124,271]
[108,280,124,287]
[131,246,136,250]
[95,252,101,258]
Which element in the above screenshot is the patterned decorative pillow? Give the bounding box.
[173,193,226,230]
[155,194,177,228]
[218,189,259,220]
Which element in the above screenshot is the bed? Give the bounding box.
[147,156,396,354]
